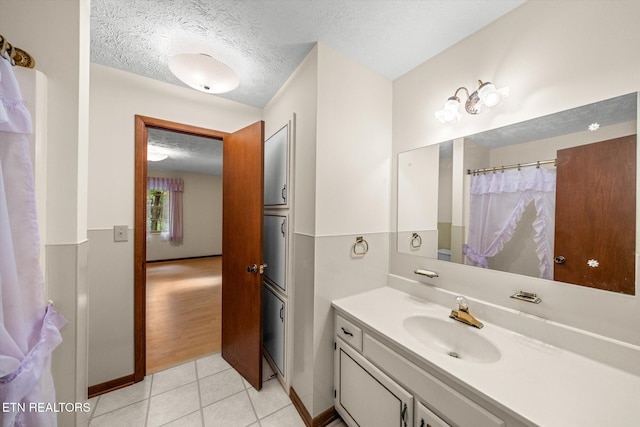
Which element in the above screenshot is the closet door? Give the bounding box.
[263,215,287,291]
[262,285,285,375]
[264,125,288,206]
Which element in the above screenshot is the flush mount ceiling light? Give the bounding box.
[168,53,239,94]
[435,80,509,124]
[588,123,600,131]
[147,146,169,162]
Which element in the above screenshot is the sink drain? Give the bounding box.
[448,351,460,359]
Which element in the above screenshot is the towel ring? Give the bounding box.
[410,233,422,249]
[353,236,369,256]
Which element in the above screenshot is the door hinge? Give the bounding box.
[334,341,336,350]
[334,389,337,398]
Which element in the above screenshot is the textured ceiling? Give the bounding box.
[91,0,527,173]
[91,3,636,175]
[147,128,223,175]
[90,0,525,108]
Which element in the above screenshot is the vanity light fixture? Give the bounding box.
[168,53,239,94]
[435,80,509,123]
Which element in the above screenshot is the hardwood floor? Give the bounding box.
[146,256,222,374]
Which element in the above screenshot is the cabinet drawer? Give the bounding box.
[336,315,363,352]
[264,215,287,291]
[264,124,288,206]
[262,285,285,375]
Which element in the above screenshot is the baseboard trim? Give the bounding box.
[88,374,135,398]
[289,386,340,427]
[146,254,221,263]
[290,386,312,426]
[314,406,339,427]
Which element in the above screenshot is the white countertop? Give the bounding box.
[332,286,640,427]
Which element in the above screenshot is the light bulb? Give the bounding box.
[478,82,509,108]
[435,98,461,123]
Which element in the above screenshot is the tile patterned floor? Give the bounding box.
[88,353,310,427]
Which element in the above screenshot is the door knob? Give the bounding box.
[246,263,268,274]
[554,256,566,264]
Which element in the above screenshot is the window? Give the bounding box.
[147,177,184,244]
[147,189,168,233]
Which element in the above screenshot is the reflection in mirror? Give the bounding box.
[398,92,637,295]
[397,145,439,257]
[437,142,453,262]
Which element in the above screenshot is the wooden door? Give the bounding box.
[554,135,636,294]
[222,121,265,389]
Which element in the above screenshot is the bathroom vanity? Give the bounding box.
[332,284,640,427]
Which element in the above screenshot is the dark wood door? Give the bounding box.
[222,121,265,389]
[554,135,636,294]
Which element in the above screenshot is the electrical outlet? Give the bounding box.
[114,225,128,242]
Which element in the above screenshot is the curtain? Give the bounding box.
[0,57,66,426]
[463,167,556,279]
[147,177,183,245]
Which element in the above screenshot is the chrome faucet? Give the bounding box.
[449,296,483,329]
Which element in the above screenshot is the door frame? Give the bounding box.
[133,115,228,381]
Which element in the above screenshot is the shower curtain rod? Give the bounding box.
[0,34,35,68]
[467,159,556,175]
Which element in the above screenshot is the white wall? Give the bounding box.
[88,64,261,386]
[391,1,640,346]
[313,45,393,417]
[316,44,392,236]
[146,170,222,261]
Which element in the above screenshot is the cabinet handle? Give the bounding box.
[281,184,287,203]
[281,219,286,236]
[401,403,408,427]
[340,327,353,337]
[279,305,284,321]
[420,420,431,427]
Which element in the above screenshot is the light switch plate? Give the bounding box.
[114,225,128,242]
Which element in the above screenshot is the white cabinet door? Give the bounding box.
[262,285,285,375]
[264,125,288,206]
[336,339,413,427]
[263,215,286,291]
[415,401,451,427]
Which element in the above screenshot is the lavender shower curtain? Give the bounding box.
[463,167,556,279]
[0,56,66,426]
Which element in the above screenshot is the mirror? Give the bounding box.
[398,92,638,295]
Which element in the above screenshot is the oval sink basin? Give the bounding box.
[403,315,501,363]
